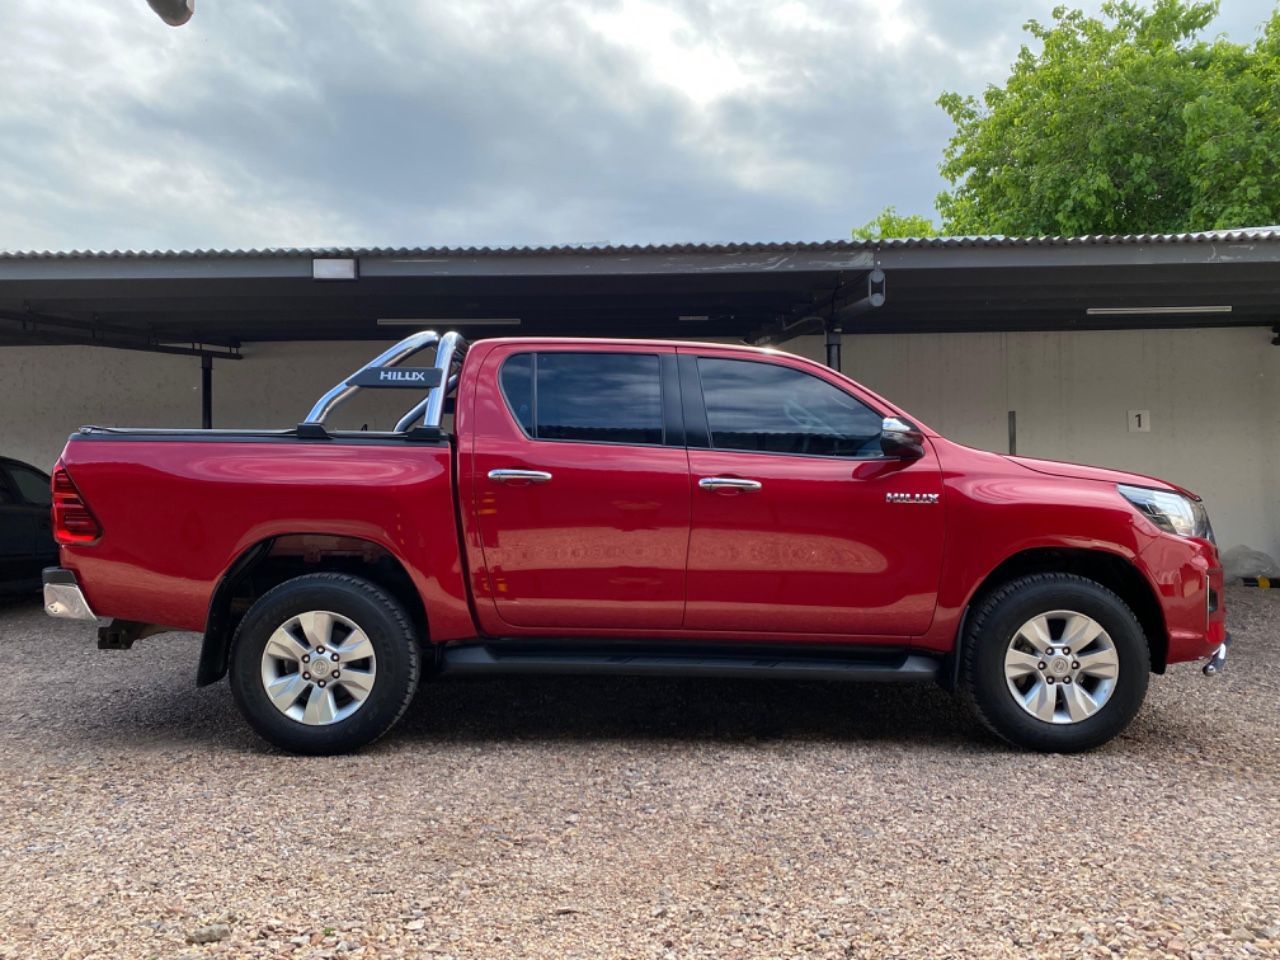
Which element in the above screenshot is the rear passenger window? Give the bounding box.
[499,352,664,445]
[697,357,883,457]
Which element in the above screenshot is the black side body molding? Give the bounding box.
[438,640,941,683]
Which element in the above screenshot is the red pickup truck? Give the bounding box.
[43,332,1228,754]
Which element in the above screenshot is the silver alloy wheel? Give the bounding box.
[259,610,378,725]
[1004,610,1120,725]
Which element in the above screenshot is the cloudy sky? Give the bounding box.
[0,0,1273,251]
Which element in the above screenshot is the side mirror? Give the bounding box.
[880,416,925,459]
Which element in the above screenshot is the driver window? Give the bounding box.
[696,357,883,458]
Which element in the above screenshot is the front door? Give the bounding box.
[680,351,945,637]
[468,345,690,631]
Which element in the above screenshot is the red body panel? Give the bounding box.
[57,336,1224,667]
[57,439,475,641]
[683,445,945,634]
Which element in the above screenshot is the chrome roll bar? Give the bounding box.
[394,331,467,431]
[302,330,466,431]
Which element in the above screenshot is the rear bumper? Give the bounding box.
[42,567,97,621]
[1202,632,1231,676]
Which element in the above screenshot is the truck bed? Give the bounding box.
[55,430,475,641]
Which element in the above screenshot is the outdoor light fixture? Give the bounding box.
[145,0,194,25]
[1085,305,1232,316]
[376,318,522,326]
[312,259,357,281]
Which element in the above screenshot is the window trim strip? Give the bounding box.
[677,354,711,448]
[659,354,684,448]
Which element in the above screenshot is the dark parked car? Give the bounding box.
[0,457,56,595]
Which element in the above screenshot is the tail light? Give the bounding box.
[51,462,102,544]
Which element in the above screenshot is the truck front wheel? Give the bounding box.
[229,573,421,754]
[959,573,1150,752]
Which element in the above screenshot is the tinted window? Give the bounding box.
[7,464,50,506]
[500,352,664,445]
[697,357,883,457]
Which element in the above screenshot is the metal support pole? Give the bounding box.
[201,354,213,429]
[824,322,843,371]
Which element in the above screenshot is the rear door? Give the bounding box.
[680,350,945,637]
[468,344,690,630]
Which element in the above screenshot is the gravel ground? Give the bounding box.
[0,587,1277,960]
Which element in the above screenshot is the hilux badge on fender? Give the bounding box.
[886,492,940,504]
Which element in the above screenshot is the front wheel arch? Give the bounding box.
[956,547,1169,675]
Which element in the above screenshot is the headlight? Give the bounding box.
[1117,484,1214,541]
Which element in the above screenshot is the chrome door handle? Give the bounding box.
[698,477,762,492]
[488,469,553,484]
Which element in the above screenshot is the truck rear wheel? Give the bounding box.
[229,573,421,754]
[959,573,1150,752]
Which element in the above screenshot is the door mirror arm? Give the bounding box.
[879,417,926,459]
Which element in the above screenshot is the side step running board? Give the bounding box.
[439,643,941,683]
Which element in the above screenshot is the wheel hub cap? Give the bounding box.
[1004,610,1120,725]
[259,610,378,726]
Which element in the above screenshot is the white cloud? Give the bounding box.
[0,0,1273,250]
[581,0,763,107]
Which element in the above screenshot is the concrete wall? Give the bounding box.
[2,327,1276,557]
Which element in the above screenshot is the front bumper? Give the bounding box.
[42,567,97,621]
[1138,534,1226,666]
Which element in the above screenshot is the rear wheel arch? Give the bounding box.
[957,547,1169,675]
[198,533,429,687]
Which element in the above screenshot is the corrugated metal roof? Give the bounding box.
[2,229,1278,260]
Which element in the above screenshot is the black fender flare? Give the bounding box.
[197,539,273,686]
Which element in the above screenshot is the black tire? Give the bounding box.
[959,573,1150,752]
[229,573,421,755]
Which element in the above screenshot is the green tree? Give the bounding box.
[1183,15,1280,228]
[935,1,1280,236]
[851,206,939,240]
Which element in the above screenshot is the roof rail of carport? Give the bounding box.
[2,227,1280,260]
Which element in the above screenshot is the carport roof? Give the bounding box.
[3,227,1279,259]
[1,230,1278,359]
